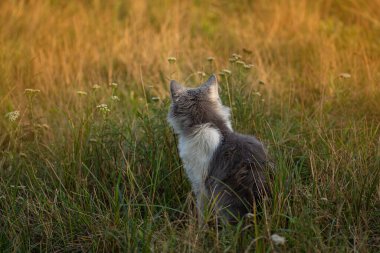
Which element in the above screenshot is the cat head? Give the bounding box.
[167,74,232,136]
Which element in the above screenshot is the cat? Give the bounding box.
[167,74,272,223]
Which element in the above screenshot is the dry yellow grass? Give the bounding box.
[1,0,379,109]
[0,0,379,252]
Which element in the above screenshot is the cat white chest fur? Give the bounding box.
[178,124,221,193]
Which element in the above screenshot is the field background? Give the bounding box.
[1,0,380,252]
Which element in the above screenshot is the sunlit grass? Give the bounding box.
[1,0,379,252]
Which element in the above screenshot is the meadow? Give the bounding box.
[0,0,379,252]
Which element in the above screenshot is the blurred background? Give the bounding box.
[1,0,379,113]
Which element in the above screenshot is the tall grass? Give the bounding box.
[1,0,379,252]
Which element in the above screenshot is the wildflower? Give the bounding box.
[92,84,101,89]
[24,89,41,95]
[236,60,245,66]
[271,234,286,246]
[5,111,20,122]
[167,57,177,64]
[207,56,215,62]
[229,57,237,63]
[339,73,351,79]
[36,123,50,130]
[232,53,242,60]
[245,213,255,218]
[197,71,206,77]
[76,91,87,96]
[110,82,118,88]
[222,69,232,75]
[151,97,160,101]
[111,95,120,101]
[96,104,110,115]
[244,64,254,69]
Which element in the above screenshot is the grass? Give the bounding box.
[1,0,380,252]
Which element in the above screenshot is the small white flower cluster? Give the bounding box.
[24,88,41,95]
[111,95,120,101]
[110,82,118,88]
[76,91,87,96]
[228,53,254,70]
[197,71,206,77]
[96,104,110,114]
[244,64,254,69]
[220,69,232,76]
[229,53,242,62]
[339,73,351,79]
[5,110,20,122]
[92,84,101,89]
[271,234,286,246]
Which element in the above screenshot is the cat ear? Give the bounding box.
[170,80,185,99]
[202,74,219,100]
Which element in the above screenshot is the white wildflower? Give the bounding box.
[271,234,286,246]
[110,82,118,88]
[92,84,101,89]
[76,91,87,96]
[222,69,232,75]
[167,57,177,64]
[24,89,40,95]
[151,97,160,101]
[339,73,351,79]
[111,95,120,101]
[244,64,254,69]
[232,53,242,59]
[197,71,206,77]
[245,213,255,218]
[236,60,245,66]
[96,104,110,114]
[5,111,20,122]
[229,57,237,63]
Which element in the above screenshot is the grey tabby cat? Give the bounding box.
[168,74,271,223]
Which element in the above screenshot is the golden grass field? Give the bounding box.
[1,0,380,252]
